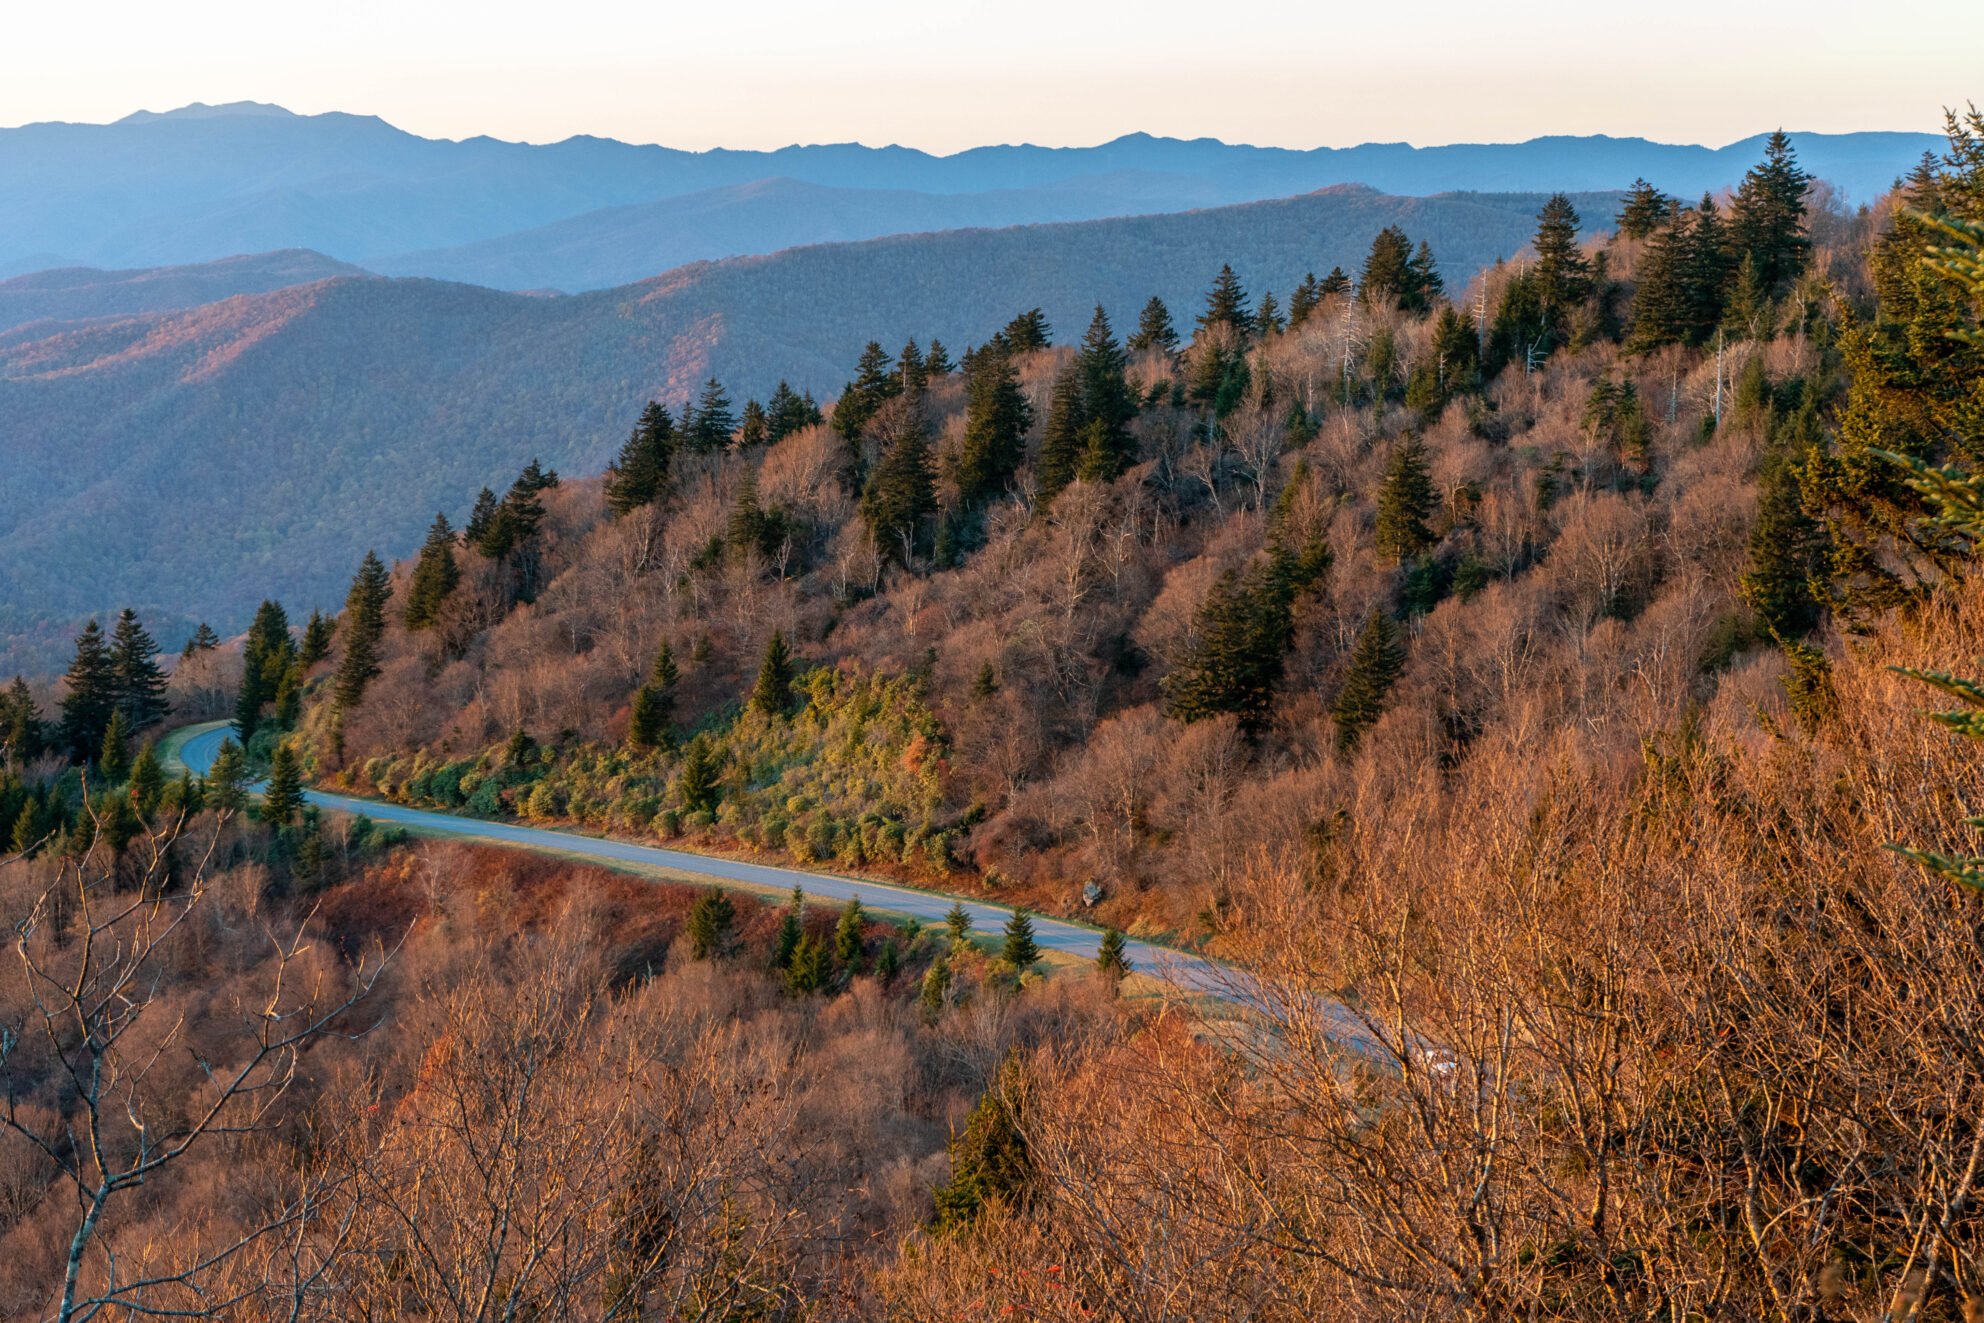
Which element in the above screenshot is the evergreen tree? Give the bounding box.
[834,896,867,969]
[953,348,1033,504]
[1741,457,1831,638]
[127,741,163,817]
[1127,295,1180,354]
[1407,241,1444,311]
[1255,290,1285,336]
[603,401,677,515]
[860,417,937,564]
[208,737,249,812]
[875,935,901,984]
[897,340,928,396]
[181,623,220,658]
[98,711,130,783]
[1375,438,1438,561]
[262,741,305,826]
[835,342,900,441]
[1616,178,1672,240]
[172,768,203,817]
[995,309,1051,354]
[773,885,804,970]
[738,399,768,448]
[1096,927,1131,981]
[1318,267,1353,298]
[765,380,821,442]
[930,1060,1032,1232]
[298,611,333,667]
[919,951,953,1013]
[1532,193,1592,336]
[1198,265,1254,337]
[946,900,974,950]
[1073,305,1138,482]
[2,677,42,764]
[626,684,667,751]
[676,734,721,815]
[686,887,736,960]
[749,631,795,717]
[1001,907,1040,971]
[784,933,830,994]
[1161,569,1286,734]
[402,513,461,630]
[1332,609,1408,752]
[1034,364,1087,505]
[1729,130,1813,299]
[234,600,294,742]
[59,620,119,760]
[685,378,737,451]
[1288,272,1324,328]
[925,340,955,376]
[1360,226,1416,308]
[465,487,499,546]
[333,551,391,710]
[109,608,169,731]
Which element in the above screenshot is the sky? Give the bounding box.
[3,0,1979,152]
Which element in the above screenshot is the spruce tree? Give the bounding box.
[1332,609,1408,752]
[738,399,768,448]
[686,378,737,452]
[127,741,163,817]
[748,631,796,717]
[403,514,461,630]
[1616,178,1672,241]
[1255,290,1284,335]
[59,620,118,761]
[676,734,721,815]
[996,309,1051,354]
[98,711,131,783]
[766,381,820,442]
[875,935,901,984]
[604,400,677,515]
[686,886,736,960]
[235,600,295,742]
[1127,296,1180,354]
[835,342,900,441]
[953,348,1033,504]
[860,418,937,565]
[298,611,333,667]
[1288,273,1324,328]
[1035,364,1087,505]
[897,340,928,396]
[3,677,42,764]
[834,896,867,969]
[1532,193,1591,336]
[262,741,305,826]
[1318,267,1353,298]
[1071,306,1138,482]
[207,737,249,812]
[110,608,169,731]
[1160,566,1293,737]
[1729,130,1813,299]
[627,685,666,751]
[1407,241,1444,311]
[1375,439,1438,561]
[946,900,974,950]
[1198,265,1254,337]
[785,933,830,994]
[1096,927,1131,981]
[930,1061,1032,1232]
[1001,907,1040,971]
[773,885,804,970]
[920,951,953,1013]
[333,551,391,710]
[1360,226,1416,308]
[925,340,955,376]
[1740,458,1831,638]
[182,622,221,658]
[465,487,499,546]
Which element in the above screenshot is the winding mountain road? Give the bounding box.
[171,722,1279,1008]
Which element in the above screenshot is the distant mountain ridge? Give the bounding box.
[0,184,1612,668]
[0,103,1938,284]
[0,250,366,332]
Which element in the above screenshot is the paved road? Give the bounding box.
[174,723,1278,1007]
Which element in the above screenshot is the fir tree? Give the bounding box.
[127,741,162,817]
[465,487,499,546]
[1127,295,1180,354]
[1288,273,1323,328]
[1332,609,1408,752]
[784,933,830,994]
[403,513,460,630]
[676,734,721,815]
[1741,457,1831,638]
[1532,193,1592,336]
[1375,438,1438,561]
[262,741,305,826]
[970,663,998,700]
[2,677,43,764]
[686,887,736,960]
[875,936,901,984]
[1198,265,1253,337]
[1408,241,1444,311]
[765,380,820,442]
[834,896,867,970]
[834,342,900,441]
[996,309,1051,354]
[930,1060,1032,1232]
[181,623,220,658]
[738,399,768,448]
[1002,906,1040,971]
[298,611,333,667]
[1255,290,1284,336]
[333,551,391,710]
[897,340,928,396]
[1034,364,1087,505]
[207,738,249,812]
[1160,565,1296,736]
[1096,927,1131,981]
[920,951,953,1014]
[98,711,131,783]
[748,631,796,717]
[1616,178,1672,240]
[953,348,1034,504]
[773,885,804,970]
[1729,130,1813,300]
[860,417,937,565]
[946,900,974,950]
[1360,226,1415,308]
[685,378,737,452]
[109,609,169,731]
[1073,306,1138,482]
[626,685,667,751]
[603,400,677,515]
[1318,267,1353,298]
[59,620,118,760]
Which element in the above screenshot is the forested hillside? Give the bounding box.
[4,114,1984,1319]
[0,249,366,333]
[0,185,1613,670]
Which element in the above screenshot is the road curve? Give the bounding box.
[174,722,1270,1006]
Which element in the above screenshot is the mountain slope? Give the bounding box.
[0,249,368,332]
[0,185,1610,666]
[0,102,1937,275]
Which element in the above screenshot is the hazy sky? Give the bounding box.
[4,0,1978,151]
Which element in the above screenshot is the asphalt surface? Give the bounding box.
[174,722,1277,1006]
